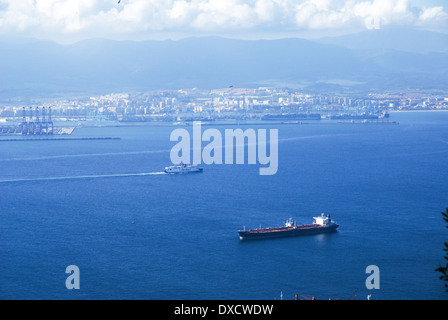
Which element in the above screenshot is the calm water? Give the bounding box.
[0,112,447,300]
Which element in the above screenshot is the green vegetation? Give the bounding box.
[435,208,448,292]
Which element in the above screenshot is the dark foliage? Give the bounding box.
[435,208,448,292]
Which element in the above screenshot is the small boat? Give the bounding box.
[164,163,203,174]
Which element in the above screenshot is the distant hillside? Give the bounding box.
[315,28,448,54]
[1,29,448,99]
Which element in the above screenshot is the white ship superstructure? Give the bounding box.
[164,164,203,174]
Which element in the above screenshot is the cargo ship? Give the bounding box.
[164,163,203,174]
[238,213,338,240]
[330,111,389,120]
[262,113,321,121]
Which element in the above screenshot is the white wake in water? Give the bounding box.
[0,149,171,162]
[0,172,166,183]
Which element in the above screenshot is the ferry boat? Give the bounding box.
[238,213,338,240]
[164,163,203,174]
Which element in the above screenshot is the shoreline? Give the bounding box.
[390,110,448,112]
[0,137,120,142]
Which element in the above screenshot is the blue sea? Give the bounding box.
[0,111,447,300]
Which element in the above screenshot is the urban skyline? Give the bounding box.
[1,87,447,123]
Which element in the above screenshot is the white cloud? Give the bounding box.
[0,0,447,41]
[419,6,448,22]
[415,5,448,30]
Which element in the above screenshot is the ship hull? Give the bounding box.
[164,166,203,174]
[238,224,338,240]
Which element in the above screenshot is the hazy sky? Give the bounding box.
[1,0,447,43]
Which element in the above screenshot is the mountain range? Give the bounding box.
[1,28,448,100]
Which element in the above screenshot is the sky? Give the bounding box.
[0,0,447,43]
